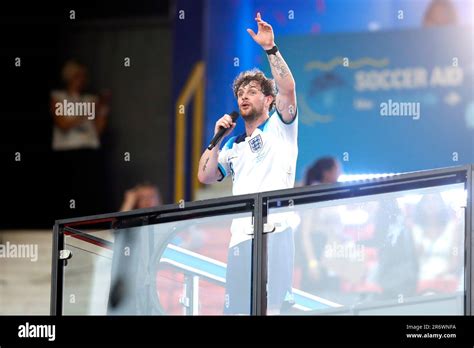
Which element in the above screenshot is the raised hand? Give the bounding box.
[246,12,275,50]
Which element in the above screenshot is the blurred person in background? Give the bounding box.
[412,193,463,294]
[51,60,110,151]
[299,157,342,294]
[50,60,111,219]
[110,182,162,314]
[423,0,458,27]
[120,183,162,211]
[373,199,419,301]
[304,157,341,186]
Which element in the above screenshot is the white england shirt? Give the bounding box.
[217,109,300,247]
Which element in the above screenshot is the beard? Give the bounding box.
[240,104,263,121]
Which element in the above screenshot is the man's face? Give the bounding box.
[236,81,271,119]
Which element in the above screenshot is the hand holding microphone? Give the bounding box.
[208,111,240,150]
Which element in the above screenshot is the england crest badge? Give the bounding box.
[248,134,263,153]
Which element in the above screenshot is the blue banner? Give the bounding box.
[270,26,474,179]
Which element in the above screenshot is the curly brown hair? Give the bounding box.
[232,68,276,111]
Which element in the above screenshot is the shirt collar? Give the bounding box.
[257,115,270,131]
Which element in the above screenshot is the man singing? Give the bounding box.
[198,12,298,314]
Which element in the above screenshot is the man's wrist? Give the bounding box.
[262,42,276,51]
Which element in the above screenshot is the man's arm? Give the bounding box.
[269,51,297,123]
[247,12,297,123]
[197,147,223,184]
[197,114,236,184]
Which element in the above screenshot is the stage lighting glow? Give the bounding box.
[338,173,399,182]
[396,194,423,206]
[440,188,468,208]
[339,206,370,225]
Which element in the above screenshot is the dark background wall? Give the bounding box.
[1,1,173,228]
[61,20,172,213]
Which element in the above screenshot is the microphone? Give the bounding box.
[207,111,240,150]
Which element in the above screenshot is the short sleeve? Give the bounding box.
[270,107,298,144]
[217,136,235,182]
[217,150,229,182]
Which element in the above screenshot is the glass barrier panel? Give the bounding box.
[267,183,466,315]
[62,211,254,315]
